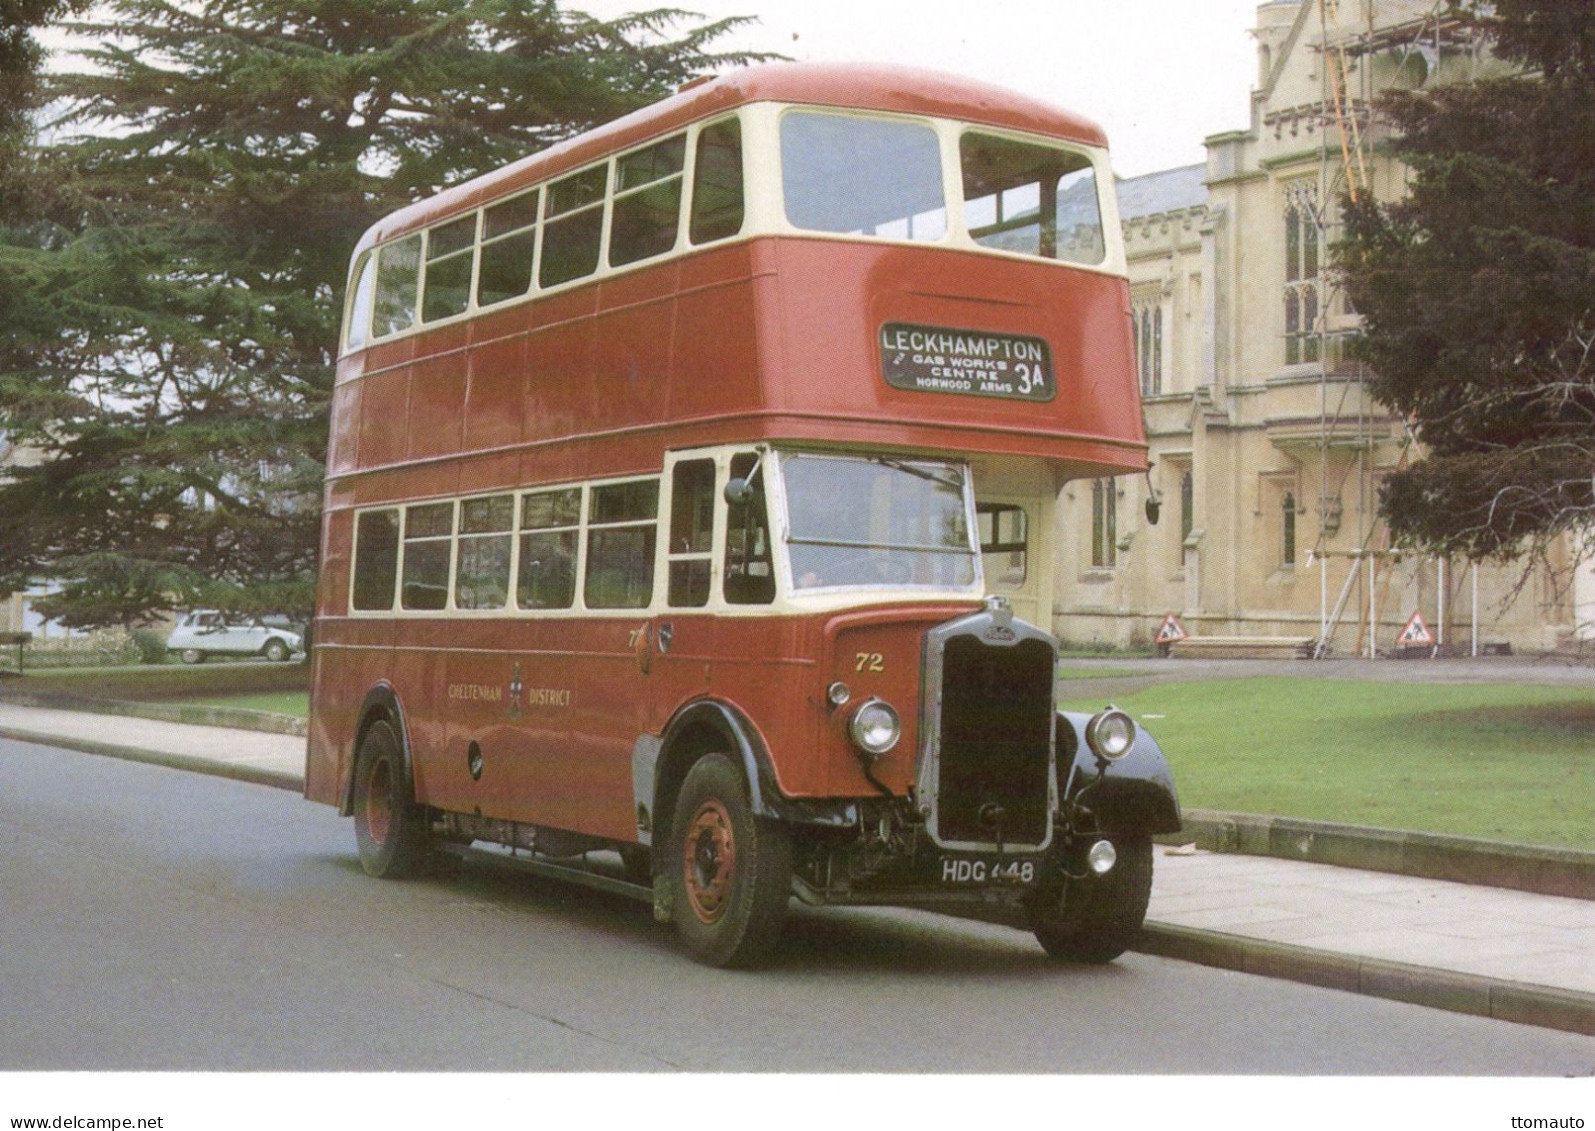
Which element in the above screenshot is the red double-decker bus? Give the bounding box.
[306,61,1180,967]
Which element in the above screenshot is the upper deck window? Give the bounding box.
[780,111,946,241]
[344,253,375,351]
[477,189,539,308]
[611,133,686,267]
[422,214,477,323]
[690,119,744,245]
[373,234,421,338]
[541,164,609,288]
[960,132,1104,266]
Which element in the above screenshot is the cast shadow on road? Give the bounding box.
[314,846,1138,983]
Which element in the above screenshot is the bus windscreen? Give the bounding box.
[782,453,977,590]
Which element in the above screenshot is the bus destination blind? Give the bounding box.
[879,323,1054,402]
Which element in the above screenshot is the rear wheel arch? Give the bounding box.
[342,683,413,818]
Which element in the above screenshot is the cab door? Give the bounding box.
[648,454,723,730]
[567,475,663,840]
[971,455,1059,631]
[976,498,1044,626]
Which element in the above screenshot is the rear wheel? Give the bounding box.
[668,754,792,968]
[179,649,204,665]
[352,719,430,878]
[1028,835,1153,964]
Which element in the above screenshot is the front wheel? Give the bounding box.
[352,719,431,878]
[668,754,792,968]
[263,639,290,663]
[1028,835,1153,964]
[179,649,204,665]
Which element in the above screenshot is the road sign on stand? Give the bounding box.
[1154,613,1188,646]
[1395,610,1435,648]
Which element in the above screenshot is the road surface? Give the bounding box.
[2,736,1593,1075]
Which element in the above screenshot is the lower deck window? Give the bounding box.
[454,495,513,609]
[517,487,580,610]
[351,509,400,611]
[584,480,659,609]
[402,502,454,610]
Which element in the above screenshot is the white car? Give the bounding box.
[166,610,304,664]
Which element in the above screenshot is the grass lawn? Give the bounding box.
[14,662,308,702]
[191,691,310,717]
[1064,677,1595,853]
[12,661,1591,851]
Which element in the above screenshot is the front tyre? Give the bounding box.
[179,649,204,665]
[668,754,792,968]
[263,639,290,663]
[1028,835,1153,964]
[352,719,431,879]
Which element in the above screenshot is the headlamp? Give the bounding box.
[848,697,901,760]
[1084,707,1136,762]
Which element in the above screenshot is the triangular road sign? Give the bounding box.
[1154,613,1188,644]
[1396,610,1435,647]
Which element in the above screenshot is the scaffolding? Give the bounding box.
[1302,0,1485,657]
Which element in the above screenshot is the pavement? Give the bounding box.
[2,694,1592,1038]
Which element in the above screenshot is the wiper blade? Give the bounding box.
[870,457,965,491]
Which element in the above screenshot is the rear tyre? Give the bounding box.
[180,649,204,665]
[263,639,290,663]
[668,754,792,968]
[352,719,431,879]
[1028,835,1153,964]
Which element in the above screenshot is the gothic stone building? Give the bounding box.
[1052,0,1581,655]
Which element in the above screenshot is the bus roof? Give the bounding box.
[357,61,1111,252]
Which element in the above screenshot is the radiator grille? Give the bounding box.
[934,634,1054,847]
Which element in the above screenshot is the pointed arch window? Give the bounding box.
[1180,470,1194,543]
[1281,490,1297,567]
[1091,479,1117,568]
[1133,300,1163,396]
[1284,181,1322,366]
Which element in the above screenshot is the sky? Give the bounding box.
[577,0,1269,176]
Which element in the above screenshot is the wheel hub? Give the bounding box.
[364,759,393,846]
[683,799,737,924]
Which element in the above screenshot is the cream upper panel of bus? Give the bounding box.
[339,114,747,356]
[341,443,987,621]
[739,102,1127,278]
[339,103,1125,359]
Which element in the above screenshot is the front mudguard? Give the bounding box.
[1056,710,1181,836]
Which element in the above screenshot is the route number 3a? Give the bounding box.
[855,652,885,673]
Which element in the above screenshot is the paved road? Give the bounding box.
[3,737,1592,1076]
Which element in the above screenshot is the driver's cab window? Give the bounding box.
[722,452,773,605]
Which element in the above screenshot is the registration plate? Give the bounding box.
[938,858,1036,885]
